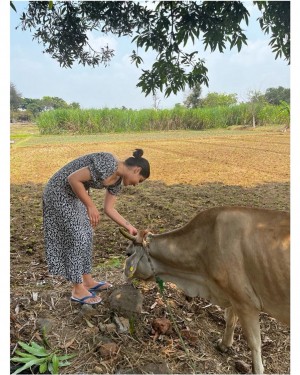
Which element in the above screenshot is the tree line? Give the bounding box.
[10,83,80,122]
[10,81,290,125]
[181,84,290,108]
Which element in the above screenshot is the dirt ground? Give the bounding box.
[10,126,290,374]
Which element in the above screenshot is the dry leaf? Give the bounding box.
[84,318,94,328]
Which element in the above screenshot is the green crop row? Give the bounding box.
[36,104,290,134]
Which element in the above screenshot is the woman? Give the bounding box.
[43,149,150,305]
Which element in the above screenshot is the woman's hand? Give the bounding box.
[87,205,100,228]
[127,224,138,235]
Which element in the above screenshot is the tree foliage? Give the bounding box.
[183,83,202,108]
[201,92,238,107]
[253,1,290,63]
[10,82,22,110]
[16,93,81,117]
[264,86,290,105]
[15,1,290,97]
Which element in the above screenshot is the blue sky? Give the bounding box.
[9,1,290,109]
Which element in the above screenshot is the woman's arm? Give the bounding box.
[67,167,100,227]
[104,190,137,235]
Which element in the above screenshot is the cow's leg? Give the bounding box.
[217,306,238,352]
[235,307,264,374]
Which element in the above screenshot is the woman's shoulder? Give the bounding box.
[90,152,118,164]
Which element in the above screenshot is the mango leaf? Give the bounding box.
[10,1,17,12]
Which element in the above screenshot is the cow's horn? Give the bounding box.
[119,227,136,241]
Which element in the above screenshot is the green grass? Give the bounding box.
[35,105,289,135]
[96,256,125,270]
[10,123,285,148]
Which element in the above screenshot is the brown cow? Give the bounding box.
[121,206,290,374]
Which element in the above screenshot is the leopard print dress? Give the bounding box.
[42,152,122,283]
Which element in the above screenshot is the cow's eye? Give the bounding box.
[126,247,134,257]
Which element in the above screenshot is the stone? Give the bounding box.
[113,316,130,333]
[108,284,143,316]
[98,342,119,358]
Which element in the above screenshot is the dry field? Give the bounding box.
[10,124,290,374]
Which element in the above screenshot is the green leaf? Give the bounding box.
[39,361,48,374]
[30,341,47,352]
[11,356,37,364]
[18,341,49,357]
[155,276,165,293]
[11,358,45,375]
[51,354,59,374]
[59,361,72,367]
[14,350,37,359]
[56,353,77,361]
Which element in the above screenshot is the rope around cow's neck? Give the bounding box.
[142,243,197,373]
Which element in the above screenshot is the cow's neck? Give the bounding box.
[148,227,208,271]
[147,240,228,306]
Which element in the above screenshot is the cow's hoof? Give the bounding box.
[215,338,230,353]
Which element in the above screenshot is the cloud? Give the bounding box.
[86,31,118,53]
[228,39,272,66]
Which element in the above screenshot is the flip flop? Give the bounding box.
[70,294,102,305]
[88,281,113,292]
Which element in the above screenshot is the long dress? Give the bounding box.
[42,152,122,283]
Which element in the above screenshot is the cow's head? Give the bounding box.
[120,228,155,280]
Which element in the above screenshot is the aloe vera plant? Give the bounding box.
[11,341,76,374]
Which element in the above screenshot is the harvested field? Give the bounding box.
[10,124,290,374]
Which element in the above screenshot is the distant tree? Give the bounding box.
[41,96,69,110]
[10,83,22,110]
[201,92,238,107]
[22,97,80,113]
[247,90,267,128]
[264,86,290,105]
[16,1,290,97]
[183,83,202,109]
[21,98,45,116]
[152,92,161,111]
[69,102,81,109]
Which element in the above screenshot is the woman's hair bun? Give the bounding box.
[133,148,144,159]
